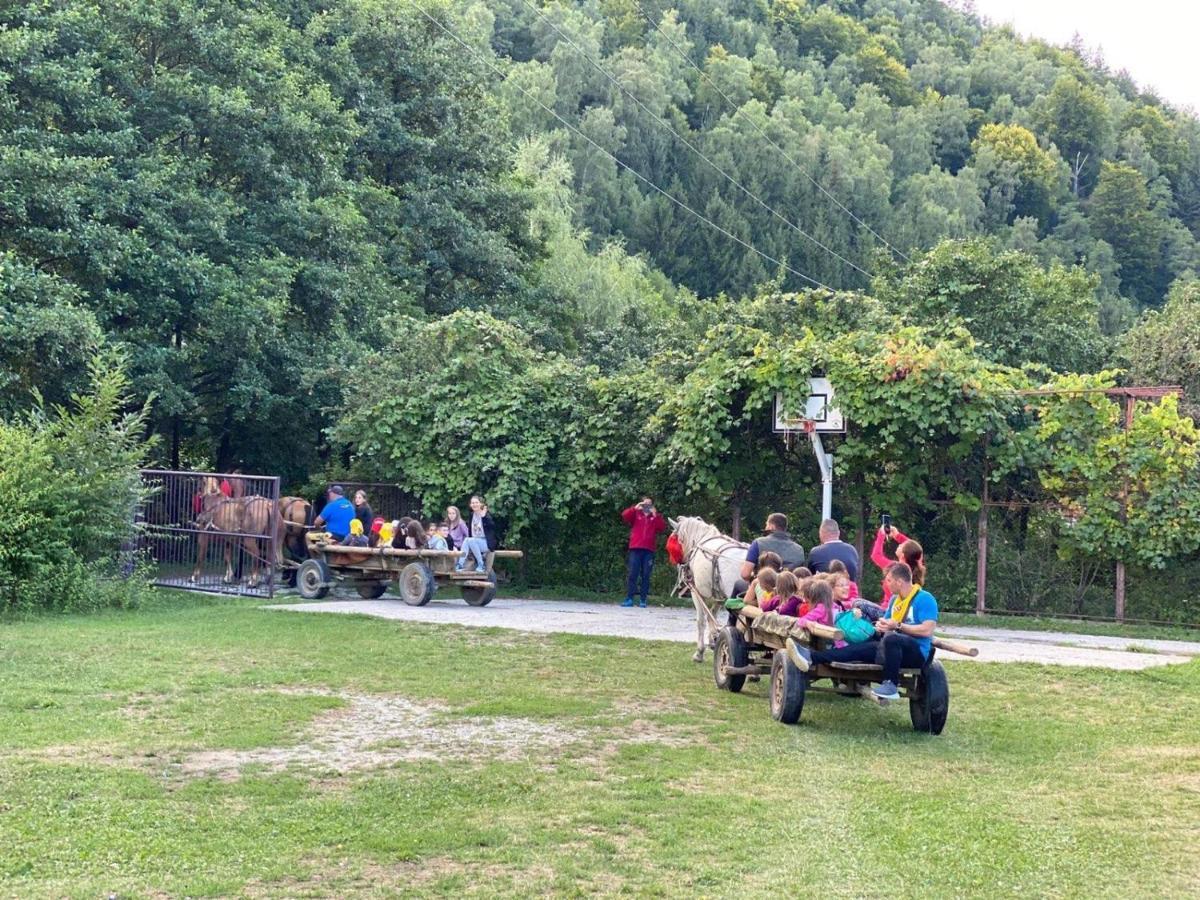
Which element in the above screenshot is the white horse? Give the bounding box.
[670,516,748,662]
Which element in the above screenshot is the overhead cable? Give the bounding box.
[402,0,837,292]
[630,0,911,263]
[516,0,872,280]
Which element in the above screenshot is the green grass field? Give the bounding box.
[2,592,1198,898]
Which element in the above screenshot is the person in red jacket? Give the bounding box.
[621,497,667,608]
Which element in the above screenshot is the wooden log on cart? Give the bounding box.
[804,621,843,642]
[932,638,979,657]
[734,604,844,640]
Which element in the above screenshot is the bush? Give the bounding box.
[0,353,151,614]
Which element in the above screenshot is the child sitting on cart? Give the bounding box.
[760,570,797,613]
[779,577,835,627]
[742,566,778,608]
[827,560,859,601]
[426,522,449,551]
[343,518,369,547]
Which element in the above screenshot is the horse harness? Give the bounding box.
[681,538,747,601]
[197,494,270,531]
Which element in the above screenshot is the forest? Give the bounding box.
[2,0,1200,621]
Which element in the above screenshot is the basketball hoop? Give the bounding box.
[773,379,844,522]
[782,418,815,451]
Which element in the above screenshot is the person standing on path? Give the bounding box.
[621,497,666,608]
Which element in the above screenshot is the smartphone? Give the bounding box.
[880,513,892,531]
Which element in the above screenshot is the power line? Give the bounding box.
[401,0,836,292]
[515,0,872,281]
[630,0,911,263]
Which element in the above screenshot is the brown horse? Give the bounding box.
[191,486,278,587]
[278,496,311,563]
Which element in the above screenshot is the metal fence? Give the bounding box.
[138,469,281,598]
[331,482,423,524]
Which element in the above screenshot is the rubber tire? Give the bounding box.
[461,571,497,607]
[399,562,435,606]
[355,581,388,599]
[769,650,806,724]
[910,660,950,734]
[296,559,331,600]
[713,626,749,693]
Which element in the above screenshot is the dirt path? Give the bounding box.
[265,598,1197,670]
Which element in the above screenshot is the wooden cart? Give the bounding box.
[713,604,974,734]
[292,534,523,607]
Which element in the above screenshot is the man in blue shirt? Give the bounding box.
[313,484,356,542]
[787,562,938,702]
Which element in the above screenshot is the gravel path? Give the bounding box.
[265,597,1197,670]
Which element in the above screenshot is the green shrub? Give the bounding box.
[0,353,151,614]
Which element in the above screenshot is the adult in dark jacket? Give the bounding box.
[353,490,374,533]
[734,512,805,593]
[621,497,667,607]
[806,518,860,582]
[456,495,498,573]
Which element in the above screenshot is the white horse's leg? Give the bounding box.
[692,597,706,663]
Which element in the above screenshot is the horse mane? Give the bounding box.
[673,516,725,553]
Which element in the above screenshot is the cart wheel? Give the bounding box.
[461,571,497,607]
[910,660,949,734]
[398,562,435,606]
[713,626,748,693]
[769,650,806,724]
[355,580,388,600]
[296,559,331,600]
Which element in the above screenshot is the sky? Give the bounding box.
[966,1,1200,111]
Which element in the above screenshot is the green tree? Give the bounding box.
[874,239,1108,373]
[0,352,151,612]
[1122,280,1200,420]
[971,123,1063,225]
[331,311,599,540]
[854,42,916,106]
[1034,374,1200,570]
[1089,161,1165,308]
[1036,75,1112,196]
[1122,105,1188,189]
[789,8,870,63]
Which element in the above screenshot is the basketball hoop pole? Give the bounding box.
[809,429,834,522]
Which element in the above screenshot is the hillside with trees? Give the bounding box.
[3,0,1200,620]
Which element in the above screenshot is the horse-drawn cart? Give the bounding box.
[714,603,974,733]
[292,534,523,607]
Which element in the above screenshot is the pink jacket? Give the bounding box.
[870,529,910,603]
[776,595,833,625]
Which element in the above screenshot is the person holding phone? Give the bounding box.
[869,516,927,604]
[621,497,666,608]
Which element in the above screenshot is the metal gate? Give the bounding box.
[137,469,281,597]
[331,482,423,523]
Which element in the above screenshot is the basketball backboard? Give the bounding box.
[773,376,845,434]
